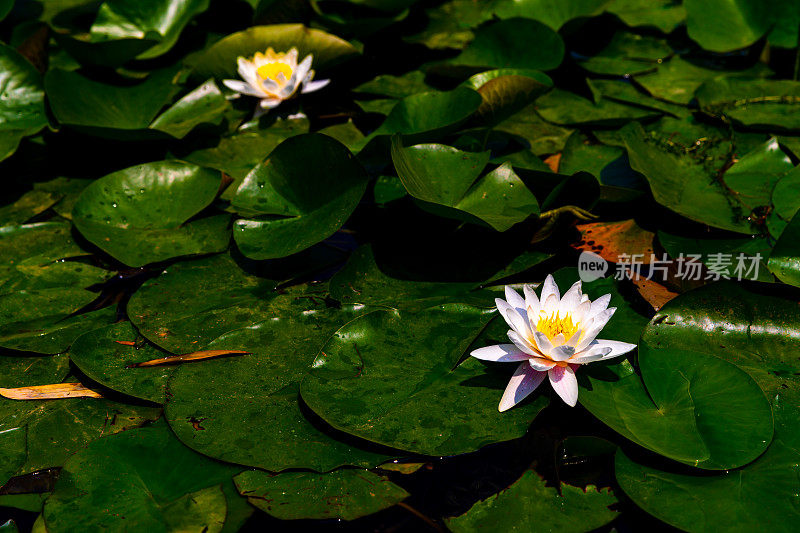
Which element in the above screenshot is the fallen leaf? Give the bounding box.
[573,219,655,264]
[630,277,679,311]
[128,349,249,368]
[0,383,103,400]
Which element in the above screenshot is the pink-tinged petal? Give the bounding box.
[523,284,540,315]
[533,331,554,356]
[505,286,526,311]
[574,308,617,352]
[471,344,530,362]
[589,339,637,360]
[222,79,264,97]
[507,330,537,356]
[301,78,330,94]
[549,365,579,407]
[499,362,546,412]
[550,344,576,361]
[540,274,559,304]
[496,299,532,338]
[528,357,556,371]
[568,344,612,364]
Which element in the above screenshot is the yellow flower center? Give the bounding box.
[536,312,579,341]
[256,62,293,83]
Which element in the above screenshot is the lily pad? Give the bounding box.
[0,353,71,388]
[0,222,110,294]
[768,211,800,287]
[232,133,368,259]
[0,288,115,354]
[0,43,47,162]
[72,160,230,267]
[696,78,800,132]
[188,24,359,80]
[684,0,770,52]
[580,32,671,76]
[301,306,550,456]
[446,470,618,533]
[165,294,395,472]
[391,138,540,231]
[149,79,229,139]
[465,69,553,126]
[234,468,408,520]
[605,0,686,33]
[127,254,278,353]
[69,322,174,403]
[536,88,662,127]
[42,425,241,533]
[90,0,211,59]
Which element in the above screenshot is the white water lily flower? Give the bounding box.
[222,47,330,110]
[471,275,636,410]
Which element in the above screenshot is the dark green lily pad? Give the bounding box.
[697,78,800,132]
[684,0,770,53]
[768,210,800,287]
[42,425,242,533]
[149,79,229,139]
[391,138,539,231]
[0,353,70,388]
[166,293,394,471]
[446,470,618,533]
[605,0,686,33]
[69,322,173,403]
[0,222,109,294]
[0,396,160,488]
[301,306,550,456]
[580,32,671,76]
[536,88,662,127]
[0,43,47,162]
[127,254,278,353]
[232,133,368,259]
[658,231,773,282]
[0,288,115,354]
[465,69,553,126]
[90,0,211,59]
[234,468,408,520]
[72,160,230,267]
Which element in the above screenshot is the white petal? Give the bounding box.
[542,293,559,315]
[574,308,617,352]
[496,299,532,338]
[499,362,546,412]
[287,47,299,65]
[559,282,582,315]
[259,97,283,109]
[568,344,612,364]
[564,328,582,348]
[529,357,556,371]
[237,58,260,88]
[222,79,264,97]
[550,333,566,347]
[586,294,611,320]
[294,54,314,86]
[471,344,530,362]
[301,78,330,94]
[507,329,537,356]
[572,300,592,323]
[550,344,576,361]
[523,284,540,316]
[539,274,560,306]
[532,331,554,356]
[505,286,526,311]
[549,365,579,407]
[588,339,637,360]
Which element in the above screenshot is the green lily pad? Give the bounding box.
[42,425,241,533]
[536,87,662,127]
[188,24,359,80]
[232,133,368,259]
[72,160,230,267]
[684,0,770,53]
[580,341,773,470]
[465,69,553,126]
[495,103,573,155]
[0,288,115,354]
[0,396,160,487]
[0,191,62,227]
[234,468,408,520]
[0,222,110,294]
[768,210,800,287]
[354,71,430,99]
[90,0,211,59]
[605,0,686,33]
[391,138,540,231]
[149,79,229,139]
[446,470,618,533]
[0,353,71,388]
[697,78,800,132]
[301,306,550,456]
[451,18,564,71]
[127,254,278,353]
[45,68,179,136]
[558,131,625,179]
[768,164,800,237]
[658,231,773,282]
[620,120,756,234]
[165,294,395,472]
[0,43,47,162]
[580,32,671,76]
[370,87,482,141]
[615,281,800,531]
[69,322,173,403]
